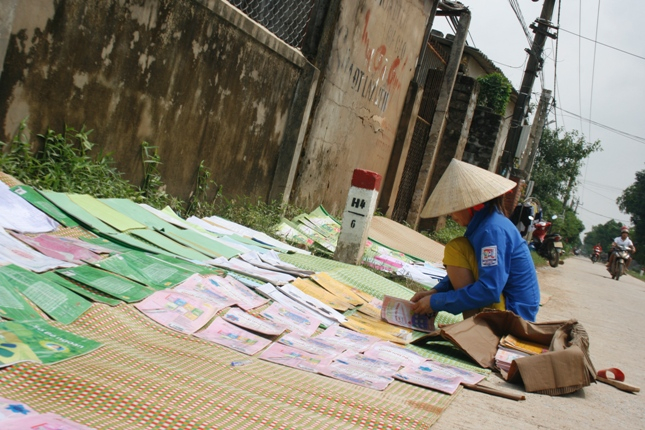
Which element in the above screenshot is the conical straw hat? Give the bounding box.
[420,159,517,218]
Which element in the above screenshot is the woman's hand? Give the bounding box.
[411,296,434,314]
[410,289,436,314]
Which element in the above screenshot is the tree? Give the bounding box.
[531,128,602,207]
[583,219,623,255]
[617,169,645,264]
[530,128,602,245]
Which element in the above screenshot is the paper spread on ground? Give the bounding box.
[277,332,346,358]
[259,343,332,373]
[0,227,75,272]
[333,351,401,377]
[256,283,335,328]
[394,362,463,395]
[195,317,271,356]
[135,290,219,334]
[0,282,45,321]
[1,412,94,429]
[0,319,101,367]
[363,341,426,367]
[91,251,195,290]
[10,232,103,265]
[317,361,394,391]
[222,308,286,336]
[40,271,122,306]
[10,184,78,227]
[202,275,268,310]
[209,257,295,285]
[57,265,155,302]
[0,264,91,324]
[290,278,353,311]
[259,303,321,337]
[0,396,38,421]
[171,274,237,310]
[310,272,366,306]
[0,182,59,233]
[315,324,381,353]
[277,283,347,324]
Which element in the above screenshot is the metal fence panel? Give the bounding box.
[229,0,317,49]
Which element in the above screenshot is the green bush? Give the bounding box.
[476,73,512,115]
[423,218,466,245]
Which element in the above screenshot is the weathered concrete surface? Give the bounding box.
[293,0,432,215]
[434,256,645,430]
[0,0,302,201]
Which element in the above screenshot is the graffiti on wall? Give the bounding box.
[331,3,411,114]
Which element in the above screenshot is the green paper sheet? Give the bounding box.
[101,198,183,233]
[40,191,119,234]
[149,254,225,276]
[80,237,133,254]
[40,271,122,306]
[56,265,155,303]
[0,265,91,324]
[91,251,195,290]
[0,319,102,366]
[10,185,79,227]
[100,232,174,256]
[158,228,240,259]
[0,283,43,322]
[129,229,210,261]
[68,194,146,232]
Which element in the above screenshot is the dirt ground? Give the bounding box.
[432,256,645,430]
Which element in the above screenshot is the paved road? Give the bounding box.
[433,256,644,429]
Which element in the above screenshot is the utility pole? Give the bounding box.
[500,0,558,177]
[520,89,552,179]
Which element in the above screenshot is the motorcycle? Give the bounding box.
[590,247,601,263]
[609,245,631,280]
[530,215,563,268]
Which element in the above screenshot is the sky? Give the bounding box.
[432,0,645,239]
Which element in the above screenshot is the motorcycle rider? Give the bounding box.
[607,226,636,271]
[593,243,602,255]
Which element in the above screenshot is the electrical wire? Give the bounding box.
[578,206,630,223]
[577,0,584,133]
[588,0,602,139]
[507,0,533,47]
[558,28,645,61]
[558,108,645,144]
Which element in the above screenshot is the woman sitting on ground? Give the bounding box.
[410,159,540,322]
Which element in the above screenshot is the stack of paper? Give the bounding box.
[494,347,530,372]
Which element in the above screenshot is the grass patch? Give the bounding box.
[0,121,304,236]
[422,218,466,245]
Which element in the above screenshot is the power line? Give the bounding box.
[557,108,645,144]
[578,206,630,223]
[588,0,602,139]
[559,27,645,61]
[507,0,533,47]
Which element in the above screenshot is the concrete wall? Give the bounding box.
[462,105,504,170]
[0,0,306,201]
[292,0,432,215]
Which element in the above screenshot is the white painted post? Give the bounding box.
[334,169,382,265]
